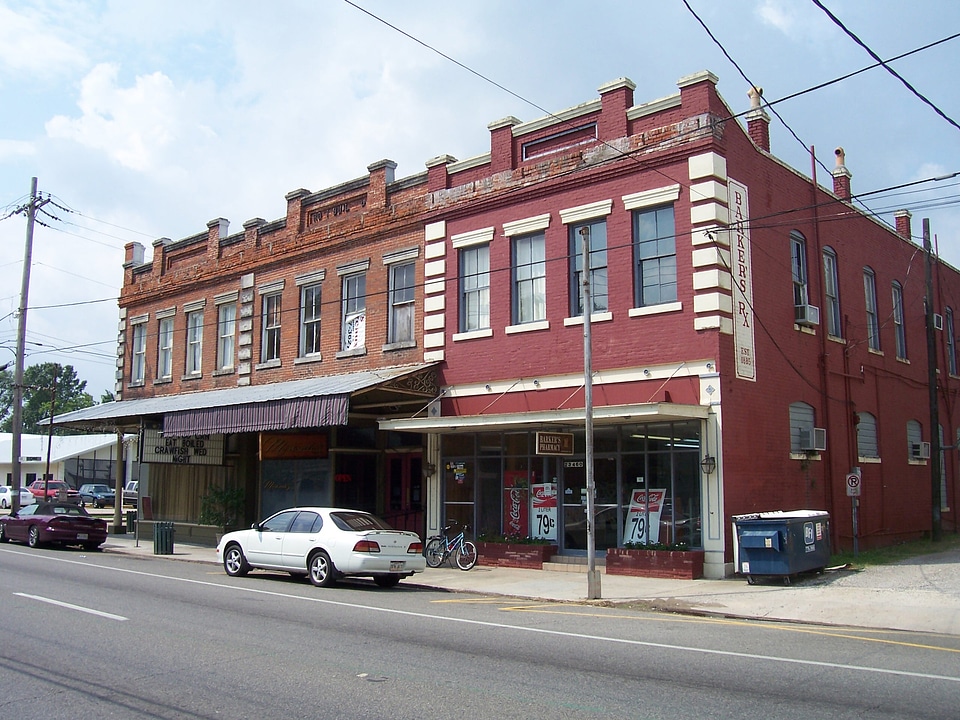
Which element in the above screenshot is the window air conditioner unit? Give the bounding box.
[795,304,821,327]
[799,427,827,452]
[934,313,944,331]
[911,442,931,460]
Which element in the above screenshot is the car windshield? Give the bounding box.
[330,511,394,532]
[88,486,110,493]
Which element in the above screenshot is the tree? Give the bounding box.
[0,363,95,434]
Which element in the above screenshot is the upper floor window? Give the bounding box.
[791,231,809,308]
[892,281,907,360]
[300,283,322,357]
[157,316,173,380]
[569,219,608,316]
[822,247,842,337]
[788,401,815,454]
[131,322,146,385]
[947,307,957,375]
[459,244,490,332]
[388,262,416,344]
[856,411,879,458]
[863,267,880,351]
[634,205,676,307]
[261,293,281,363]
[906,419,923,459]
[217,303,236,370]
[185,309,203,375]
[512,233,546,325]
[341,272,366,351]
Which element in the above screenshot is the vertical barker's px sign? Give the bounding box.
[728,178,757,381]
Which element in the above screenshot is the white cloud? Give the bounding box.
[0,3,87,78]
[44,63,215,172]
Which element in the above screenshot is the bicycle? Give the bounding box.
[424,521,478,570]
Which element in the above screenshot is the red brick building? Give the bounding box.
[382,71,960,578]
[57,70,960,577]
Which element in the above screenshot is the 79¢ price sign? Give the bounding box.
[531,482,558,541]
[623,489,666,544]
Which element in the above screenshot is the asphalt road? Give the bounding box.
[1,543,958,720]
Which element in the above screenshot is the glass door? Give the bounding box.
[560,456,617,553]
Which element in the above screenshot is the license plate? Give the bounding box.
[77,533,88,540]
[389,561,404,571]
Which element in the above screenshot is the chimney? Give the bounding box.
[206,217,229,261]
[426,154,456,192]
[488,117,519,173]
[746,86,770,152]
[894,209,913,240]
[367,159,397,209]
[285,188,310,232]
[597,77,635,141]
[833,147,852,200]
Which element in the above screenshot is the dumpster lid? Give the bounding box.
[733,509,828,522]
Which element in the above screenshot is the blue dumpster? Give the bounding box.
[734,510,830,585]
[153,521,175,555]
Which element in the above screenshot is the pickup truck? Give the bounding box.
[123,480,139,507]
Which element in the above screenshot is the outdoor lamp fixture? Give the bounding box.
[700,455,717,475]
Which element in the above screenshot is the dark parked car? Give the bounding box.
[78,483,116,508]
[0,502,107,550]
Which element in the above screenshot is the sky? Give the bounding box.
[1,0,959,399]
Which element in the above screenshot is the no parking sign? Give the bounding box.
[846,472,862,497]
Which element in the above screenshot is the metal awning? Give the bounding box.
[377,402,708,433]
[50,364,438,436]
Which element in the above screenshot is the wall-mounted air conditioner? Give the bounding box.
[795,304,821,327]
[911,442,931,459]
[934,313,944,331]
[800,427,827,452]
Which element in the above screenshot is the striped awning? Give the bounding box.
[48,364,438,436]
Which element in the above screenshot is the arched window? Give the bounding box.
[789,402,815,453]
[857,412,879,458]
[822,247,842,337]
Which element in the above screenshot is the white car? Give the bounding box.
[217,507,426,588]
[0,486,36,510]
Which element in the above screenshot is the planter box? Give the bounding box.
[476,542,557,569]
[605,548,704,579]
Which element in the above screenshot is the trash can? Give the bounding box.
[126,510,137,534]
[153,521,175,555]
[733,510,830,585]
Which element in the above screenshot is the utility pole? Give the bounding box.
[580,226,600,600]
[923,218,942,542]
[11,178,48,513]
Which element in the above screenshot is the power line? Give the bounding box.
[811,0,960,134]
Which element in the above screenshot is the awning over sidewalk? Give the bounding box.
[378,401,708,433]
[50,364,439,436]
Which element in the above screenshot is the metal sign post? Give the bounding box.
[846,471,861,557]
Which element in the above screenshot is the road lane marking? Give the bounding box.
[3,547,958,683]
[13,592,127,621]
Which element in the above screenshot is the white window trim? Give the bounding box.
[257,280,284,295]
[563,312,613,326]
[503,214,551,237]
[628,302,683,318]
[453,328,494,342]
[383,247,419,265]
[337,259,370,276]
[622,184,681,211]
[559,200,612,225]
[451,227,495,249]
[505,320,550,335]
[214,291,239,305]
[183,299,206,313]
[295,270,325,287]
[156,307,176,319]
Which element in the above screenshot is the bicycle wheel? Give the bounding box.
[455,541,478,570]
[424,537,446,568]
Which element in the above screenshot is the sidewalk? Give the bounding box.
[100,533,960,636]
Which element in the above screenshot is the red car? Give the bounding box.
[27,480,80,505]
[0,502,107,550]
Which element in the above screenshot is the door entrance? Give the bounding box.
[384,453,423,536]
[560,456,617,554]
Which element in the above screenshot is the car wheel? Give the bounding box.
[223,544,250,577]
[27,526,41,548]
[0,525,7,542]
[373,575,401,588]
[308,550,337,587]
